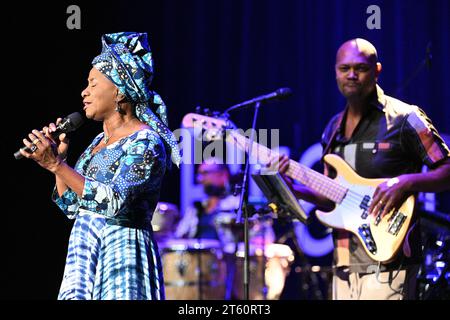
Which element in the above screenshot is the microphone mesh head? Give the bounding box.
[66,112,85,131]
[276,87,293,98]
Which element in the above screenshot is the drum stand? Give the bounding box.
[195,201,204,300]
[224,239,238,300]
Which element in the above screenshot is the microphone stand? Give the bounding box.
[221,88,291,299]
[232,101,261,300]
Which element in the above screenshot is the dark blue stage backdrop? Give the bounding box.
[3,0,449,299]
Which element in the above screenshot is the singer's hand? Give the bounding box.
[20,129,62,173]
[43,118,69,159]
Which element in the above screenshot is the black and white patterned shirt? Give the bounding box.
[321,85,450,273]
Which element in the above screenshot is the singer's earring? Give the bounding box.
[115,101,122,113]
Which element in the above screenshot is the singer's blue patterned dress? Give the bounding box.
[52,129,166,300]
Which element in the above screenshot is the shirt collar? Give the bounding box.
[371,84,387,112]
[342,84,386,113]
[336,84,386,140]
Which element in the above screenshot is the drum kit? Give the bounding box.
[153,202,295,300]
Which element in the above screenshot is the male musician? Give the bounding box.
[175,158,276,300]
[175,158,239,240]
[278,38,450,299]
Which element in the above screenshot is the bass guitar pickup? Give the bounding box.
[387,212,406,236]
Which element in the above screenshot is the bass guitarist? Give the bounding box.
[277,38,450,300]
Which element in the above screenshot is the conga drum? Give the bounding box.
[160,239,226,300]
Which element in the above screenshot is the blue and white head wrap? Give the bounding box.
[92,32,180,167]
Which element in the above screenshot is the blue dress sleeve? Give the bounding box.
[52,187,81,219]
[78,132,166,217]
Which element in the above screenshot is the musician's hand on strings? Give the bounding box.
[278,154,290,174]
[368,175,411,218]
[266,154,294,188]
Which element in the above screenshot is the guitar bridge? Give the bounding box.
[358,224,377,255]
[387,212,406,236]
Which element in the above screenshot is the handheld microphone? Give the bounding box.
[14,112,85,160]
[225,87,292,113]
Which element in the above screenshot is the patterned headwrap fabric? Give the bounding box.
[92,32,180,167]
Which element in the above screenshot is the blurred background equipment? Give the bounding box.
[416,209,450,300]
[415,133,450,300]
[223,242,294,300]
[152,202,180,242]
